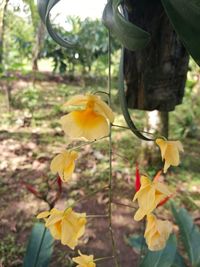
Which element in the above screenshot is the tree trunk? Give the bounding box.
[159,111,169,138]
[124,0,189,112]
[123,1,189,166]
[32,20,45,71]
[0,0,9,72]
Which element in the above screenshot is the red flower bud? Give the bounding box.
[157,196,171,207]
[135,162,141,192]
[21,182,40,197]
[57,176,62,194]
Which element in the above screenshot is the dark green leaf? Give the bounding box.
[172,251,188,267]
[23,223,53,267]
[171,203,200,266]
[37,0,77,48]
[102,0,150,51]
[139,234,177,267]
[161,0,200,66]
[127,234,146,253]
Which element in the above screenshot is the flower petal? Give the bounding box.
[156,138,167,161]
[60,110,109,141]
[37,211,50,219]
[45,209,64,227]
[63,95,88,107]
[50,153,65,174]
[144,214,172,251]
[94,96,115,123]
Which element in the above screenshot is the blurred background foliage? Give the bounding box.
[1,0,120,75]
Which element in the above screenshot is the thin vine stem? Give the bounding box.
[112,123,155,137]
[67,135,109,151]
[112,201,136,210]
[94,255,115,262]
[34,227,47,267]
[108,27,120,267]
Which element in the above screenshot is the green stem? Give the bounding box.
[112,123,156,137]
[93,90,110,96]
[108,28,120,267]
[34,227,47,267]
[94,255,114,262]
[112,201,136,210]
[68,135,109,151]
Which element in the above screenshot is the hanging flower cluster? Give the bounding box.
[133,138,183,251]
[36,91,183,263]
[37,94,114,264]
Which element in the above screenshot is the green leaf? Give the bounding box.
[171,203,200,267]
[172,251,187,267]
[37,0,77,48]
[102,0,150,51]
[127,234,146,253]
[139,234,177,267]
[23,223,53,267]
[161,0,200,66]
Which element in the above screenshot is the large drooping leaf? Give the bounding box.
[139,234,177,267]
[102,0,150,51]
[37,0,77,48]
[127,234,146,253]
[23,223,53,267]
[171,203,200,266]
[161,0,200,66]
[171,251,187,267]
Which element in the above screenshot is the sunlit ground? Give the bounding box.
[0,70,200,265]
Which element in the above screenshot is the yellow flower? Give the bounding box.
[133,175,171,221]
[50,150,78,182]
[156,138,184,173]
[144,214,172,251]
[60,95,114,141]
[73,250,96,267]
[37,207,86,249]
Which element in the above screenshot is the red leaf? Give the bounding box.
[135,162,141,192]
[57,176,62,194]
[157,196,171,207]
[21,181,40,197]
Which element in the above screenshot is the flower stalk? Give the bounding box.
[108,27,120,267]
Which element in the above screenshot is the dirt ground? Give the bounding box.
[1,77,200,267]
[0,129,141,267]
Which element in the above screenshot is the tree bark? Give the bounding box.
[23,0,45,71]
[32,21,45,71]
[0,0,9,72]
[124,0,189,112]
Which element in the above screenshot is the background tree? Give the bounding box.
[123,0,189,143]
[0,0,9,73]
[23,0,45,71]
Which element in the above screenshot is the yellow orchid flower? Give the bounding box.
[73,250,96,267]
[37,207,86,249]
[60,95,114,141]
[133,175,171,221]
[144,213,172,251]
[50,150,78,182]
[156,138,184,173]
